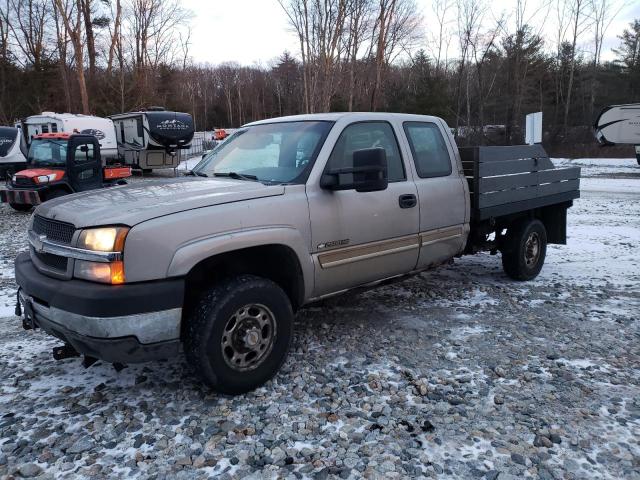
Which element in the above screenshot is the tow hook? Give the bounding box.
[18,289,37,331]
[52,344,80,361]
[15,289,22,317]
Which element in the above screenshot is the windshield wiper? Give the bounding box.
[213,172,259,181]
[186,170,208,177]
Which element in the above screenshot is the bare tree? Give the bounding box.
[370,0,421,110]
[455,0,483,131]
[52,0,72,112]
[428,0,453,75]
[345,0,373,111]
[0,0,10,122]
[470,14,503,142]
[588,0,624,119]
[563,0,592,134]
[123,0,192,105]
[279,0,351,113]
[6,0,50,69]
[53,0,90,114]
[80,0,96,79]
[106,0,122,76]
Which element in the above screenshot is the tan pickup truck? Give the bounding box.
[14,113,580,394]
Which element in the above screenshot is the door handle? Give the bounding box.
[398,194,417,209]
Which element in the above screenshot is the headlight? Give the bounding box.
[34,173,59,184]
[78,226,129,252]
[74,226,129,284]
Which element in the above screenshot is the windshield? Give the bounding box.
[193,121,333,184]
[28,139,67,167]
[0,128,17,157]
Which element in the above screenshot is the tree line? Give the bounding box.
[0,0,639,150]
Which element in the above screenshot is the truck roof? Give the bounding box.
[33,133,72,140]
[244,112,445,126]
[33,133,97,141]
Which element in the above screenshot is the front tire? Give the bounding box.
[501,219,547,281]
[185,275,293,394]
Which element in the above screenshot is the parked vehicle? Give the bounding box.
[14,113,580,394]
[0,133,130,211]
[594,103,640,165]
[110,108,195,172]
[17,112,119,162]
[0,127,27,179]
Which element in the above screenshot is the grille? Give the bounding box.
[34,251,68,272]
[13,176,34,186]
[32,215,75,244]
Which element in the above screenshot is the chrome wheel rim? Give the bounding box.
[221,304,277,371]
[524,232,541,267]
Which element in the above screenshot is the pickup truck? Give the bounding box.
[14,113,580,394]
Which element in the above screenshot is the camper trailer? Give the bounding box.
[0,127,27,178]
[18,113,119,162]
[594,103,640,164]
[110,109,195,171]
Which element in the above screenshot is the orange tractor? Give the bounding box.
[1,133,131,212]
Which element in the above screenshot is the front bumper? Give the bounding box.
[0,187,43,205]
[15,252,184,363]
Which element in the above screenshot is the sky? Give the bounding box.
[181,0,640,66]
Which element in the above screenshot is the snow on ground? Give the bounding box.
[0,159,638,479]
[552,157,639,178]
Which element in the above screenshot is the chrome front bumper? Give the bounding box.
[19,290,182,363]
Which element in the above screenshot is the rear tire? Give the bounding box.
[9,203,32,212]
[501,219,547,281]
[185,275,293,394]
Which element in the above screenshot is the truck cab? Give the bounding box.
[13,113,579,394]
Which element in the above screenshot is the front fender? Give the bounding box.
[167,226,314,301]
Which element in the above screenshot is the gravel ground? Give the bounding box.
[0,159,638,479]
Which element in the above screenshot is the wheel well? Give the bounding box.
[183,244,305,320]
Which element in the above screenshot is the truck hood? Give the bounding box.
[36,177,285,228]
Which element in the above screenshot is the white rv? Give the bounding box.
[110,109,195,171]
[18,113,119,161]
[0,127,27,178]
[594,103,640,164]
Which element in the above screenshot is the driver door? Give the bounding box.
[67,138,102,192]
[307,121,420,297]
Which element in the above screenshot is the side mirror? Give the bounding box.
[80,145,89,153]
[320,148,388,192]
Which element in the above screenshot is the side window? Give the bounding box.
[74,143,95,163]
[403,122,452,178]
[327,122,405,183]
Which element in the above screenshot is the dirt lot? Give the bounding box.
[0,159,638,480]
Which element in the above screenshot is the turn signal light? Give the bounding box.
[74,260,126,284]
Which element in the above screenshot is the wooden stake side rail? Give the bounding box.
[458,145,581,221]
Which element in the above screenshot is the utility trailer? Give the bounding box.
[594,103,640,165]
[460,145,581,263]
[110,109,195,172]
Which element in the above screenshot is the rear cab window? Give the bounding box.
[403,122,452,178]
